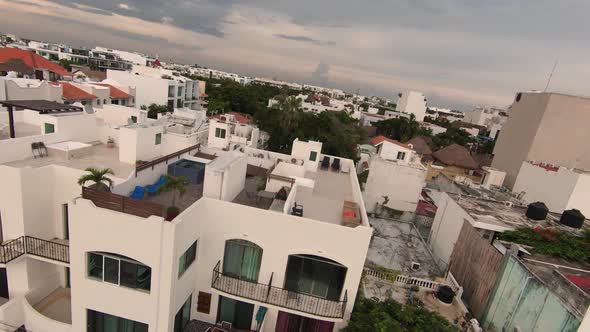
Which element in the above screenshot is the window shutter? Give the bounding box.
[197,292,212,314]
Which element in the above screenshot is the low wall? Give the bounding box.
[23,295,72,332]
[0,132,69,164]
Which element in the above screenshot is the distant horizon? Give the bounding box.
[3,0,588,110]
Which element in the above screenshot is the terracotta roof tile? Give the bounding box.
[0,47,71,76]
[91,83,132,99]
[50,82,97,100]
[370,135,414,150]
[210,112,253,125]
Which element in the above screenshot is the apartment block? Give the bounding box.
[0,93,370,332]
[493,92,590,188]
[396,91,427,121]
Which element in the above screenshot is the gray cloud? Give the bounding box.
[274,34,335,46]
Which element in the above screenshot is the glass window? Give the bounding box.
[215,128,226,139]
[87,309,148,332]
[178,241,197,278]
[155,133,162,145]
[176,99,183,108]
[44,123,55,134]
[104,257,119,284]
[222,240,262,282]
[284,255,347,301]
[120,260,138,289]
[396,151,406,160]
[131,116,137,123]
[174,295,192,332]
[309,151,317,162]
[88,252,103,279]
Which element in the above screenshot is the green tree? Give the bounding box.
[342,297,457,332]
[59,59,72,71]
[157,175,187,215]
[374,115,431,142]
[77,167,114,192]
[432,127,474,150]
[146,103,169,119]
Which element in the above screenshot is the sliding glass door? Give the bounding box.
[284,255,347,301]
[217,296,254,330]
[87,309,148,332]
[222,239,262,282]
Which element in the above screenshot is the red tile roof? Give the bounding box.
[564,274,590,294]
[0,47,71,76]
[210,112,253,125]
[91,83,132,99]
[50,82,97,100]
[371,135,414,150]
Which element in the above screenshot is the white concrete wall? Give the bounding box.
[207,120,230,150]
[428,193,473,271]
[397,91,427,121]
[94,105,147,126]
[291,139,321,172]
[107,70,169,108]
[377,141,412,165]
[566,173,590,217]
[363,156,426,212]
[118,125,165,164]
[513,162,579,214]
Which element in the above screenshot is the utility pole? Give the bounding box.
[544,58,559,92]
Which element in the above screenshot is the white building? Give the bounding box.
[0,97,370,331]
[419,122,447,135]
[396,91,427,121]
[513,161,590,217]
[207,112,265,151]
[463,106,507,139]
[428,192,589,271]
[363,137,426,212]
[107,66,200,111]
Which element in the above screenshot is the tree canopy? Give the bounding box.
[374,115,432,142]
[342,297,458,332]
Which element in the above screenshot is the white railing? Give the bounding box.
[446,271,464,298]
[363,268,443,292]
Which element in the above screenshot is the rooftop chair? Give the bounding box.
[331,158,341,172]
[147,175,168,195]
[130,186,146,199]
[291,202,304,217]
[31,142,41,158]
[320,156,330,170]
[37,142,48,157]
[220,321,232,331]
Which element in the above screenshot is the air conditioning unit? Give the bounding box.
[411,262,421,271]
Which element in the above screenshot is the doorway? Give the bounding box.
[0,268,9,299]
[217,296,254,330]
[62,204,69,240]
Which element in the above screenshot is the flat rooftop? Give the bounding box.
[4,144,135,179]
[454,194,590,235]
[0,122,41,140]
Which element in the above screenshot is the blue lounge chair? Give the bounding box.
[147,175,168,195]
[130,186,146,199]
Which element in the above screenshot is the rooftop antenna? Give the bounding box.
[544,58,559,92]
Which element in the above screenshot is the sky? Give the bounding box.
[2,0,590,109]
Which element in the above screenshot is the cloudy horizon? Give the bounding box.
[2,0,590,110]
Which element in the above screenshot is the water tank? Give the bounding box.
[435,285,455,304]
[526,202,548,220]
[560,209,585,229]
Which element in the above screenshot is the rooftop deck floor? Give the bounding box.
[33,287,71,324]
[145,183,203,213]
[4,144,135,178]
[294,169,353,225]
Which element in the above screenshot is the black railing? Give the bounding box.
[211,261,347,319]
[0,236,69,264]
[25,236,69,263]
[0,237,25,264]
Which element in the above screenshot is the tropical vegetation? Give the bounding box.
[142,103,170,119]
[157,175,187,217]
[341,297,457,332]
[77,167,114,192]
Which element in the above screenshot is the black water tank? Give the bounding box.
[560,209,585,229]
[435,285,455,304]
[526,202,548,220]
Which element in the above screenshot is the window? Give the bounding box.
[178,241,197,278]
[396,151,406,160]
[155,133,162,145]
[309,151,317,162]
[87,252,152,292]
[222,239,262,282]
[215,128,226,139]
[174,295,192,332]
[178,87,183,97]
[121,99,126,106]
[44,123,55,134]
[103,99,108,105]
[130,116,137,123]
[97,99,102,106]
[168,85,175,98]
[112,99,119,105]
[176,99,183,108]
[284,254,347,301]
[87,309,148,332]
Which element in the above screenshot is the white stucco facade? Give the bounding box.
[396,91,427,121]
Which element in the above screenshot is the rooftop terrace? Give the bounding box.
[0,122,40,140]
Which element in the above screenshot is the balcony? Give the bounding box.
[211,261,347,319]
[0,236,69,264]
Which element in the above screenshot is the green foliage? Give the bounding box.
[157,175,187,208]
[77,167,114,192]
[255,104,362,159]
[424,116,452,128]
[497,227,590,262]
[357,170,369,185]
[432,127,474,150]
[146,103,169,119]
[342,297,457,332]
[59,59,72,71]
[374,116,431,142]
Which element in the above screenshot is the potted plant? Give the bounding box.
[374,195,389,216]
[77,167,114,192]
[106,136,115,148]
[157,175,187,221]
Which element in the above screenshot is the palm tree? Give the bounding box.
[157,175,187,213]
[77,167,114,192]
[278,96,302,131]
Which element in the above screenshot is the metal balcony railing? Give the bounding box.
[0,236,69,264]
[211,261,347,319]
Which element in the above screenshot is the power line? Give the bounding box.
[544,58,559,92]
